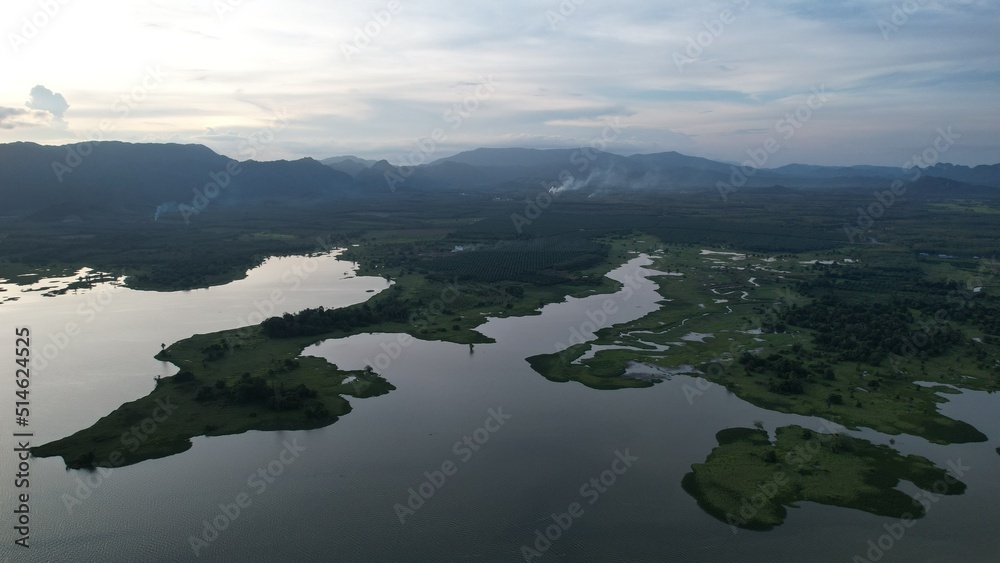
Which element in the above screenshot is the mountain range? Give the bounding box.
[1,141,997,220]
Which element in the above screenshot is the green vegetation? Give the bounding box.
[525,244,998,444]
[682,426,966,531]
[422,235,609,285]
[527,350,655,390]
[32,327,393,469]
[23,185,1000,532]
[929,202,1000,215]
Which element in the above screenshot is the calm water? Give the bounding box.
[1,254,997,562]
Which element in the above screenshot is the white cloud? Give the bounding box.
[26,85,69,119]
[0,107,52,129]
[0,0,996,165]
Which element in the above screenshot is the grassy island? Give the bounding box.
[682,426,967,531]
[32,326,394,469]
[31,229,629,469]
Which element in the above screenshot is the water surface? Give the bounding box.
[1,254,997,562]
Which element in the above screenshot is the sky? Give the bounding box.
[1,0,997,167]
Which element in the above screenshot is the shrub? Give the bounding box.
[174,370,196,383]
[195,386,215,401]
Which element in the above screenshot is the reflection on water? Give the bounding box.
[0,252,390,439]
[1,255,998,562]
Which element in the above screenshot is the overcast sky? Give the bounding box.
[1,0,997,166]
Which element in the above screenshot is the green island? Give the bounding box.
[31,326,395,469]
[25,188,999,529]
[682,425,966,531]
[30,225,629,469]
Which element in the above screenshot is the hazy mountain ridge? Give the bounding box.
[0,142,357,218]
[2,142,997,221]
[320,155,376,177]
[920,162,1000,188]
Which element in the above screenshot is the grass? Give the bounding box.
[682,425,966,531]
[31,326,393,469]
[929,202,1000,215]
[12,184,999,535]
[524,243,997,444]
[34,234,997,473]
[31,239,632,468]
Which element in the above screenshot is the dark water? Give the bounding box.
[1,254,997,562]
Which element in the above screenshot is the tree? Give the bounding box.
[195,386,214,401]
[174,370,196,383]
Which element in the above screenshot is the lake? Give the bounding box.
[1,252,997,562]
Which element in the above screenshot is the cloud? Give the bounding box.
[1,1,998,165]
[26,85,69,119]
[0,85,71,130]
[0,107,51,129]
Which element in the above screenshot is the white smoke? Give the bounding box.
[153,202,179,221]
[548,171,595,195]
[547,167,666,195]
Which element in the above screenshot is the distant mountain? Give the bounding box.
[352,159,502,192]
[321,155,376,177]
[919,163,1000,188]
[234,158,356,199]
[431,147,609,168]
[2,142,996,220]
[626,151,733,174]
[772,164,905,179]
[425,148,621,189]
[0,142,356,219]
[768,162,1000,190]
[427,148,865,192]
[353,160,404,192]
[323,155,377,166]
